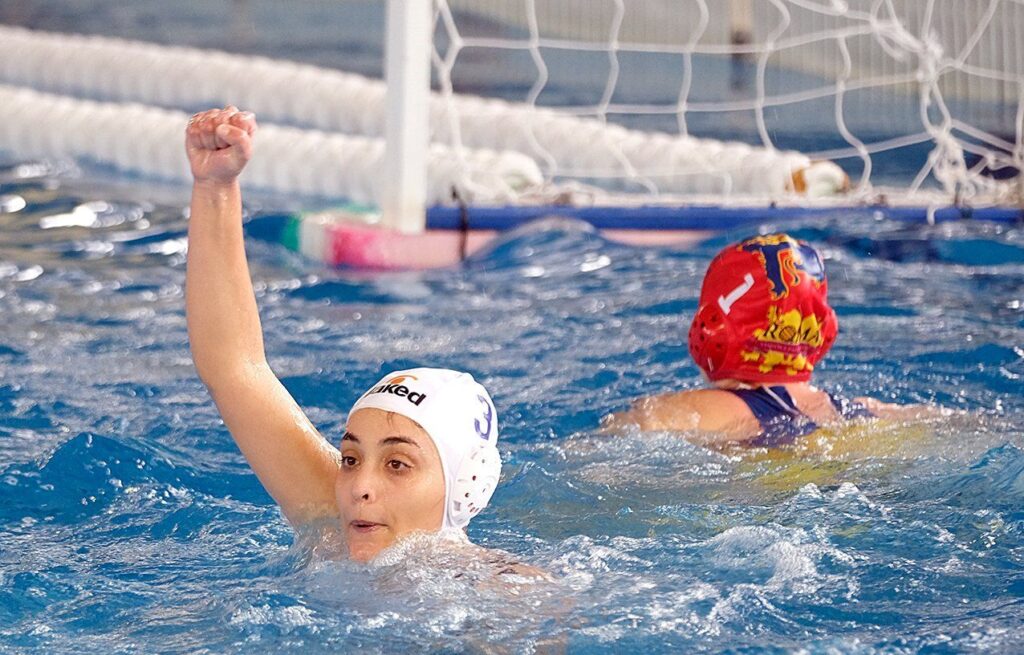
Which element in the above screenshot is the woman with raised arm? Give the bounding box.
[184,107,535,572]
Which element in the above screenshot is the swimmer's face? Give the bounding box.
[335,408,446,562]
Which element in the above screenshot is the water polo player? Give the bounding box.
[183,107,532,569]
[612,233,934,446]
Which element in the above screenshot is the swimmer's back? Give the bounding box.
[612,383,865,444]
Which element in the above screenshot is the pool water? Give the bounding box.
[1,164,1023,653]
[2,1,1024,649]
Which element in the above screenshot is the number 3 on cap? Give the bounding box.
[474,395,493,440]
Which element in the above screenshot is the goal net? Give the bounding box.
[431,0,1023,207]
[0,0,1021,214]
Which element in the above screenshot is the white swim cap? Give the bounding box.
[348,367,501,530]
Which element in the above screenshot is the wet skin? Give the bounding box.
[335,408,446,562]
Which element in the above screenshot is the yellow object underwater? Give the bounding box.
[735,418,936,493]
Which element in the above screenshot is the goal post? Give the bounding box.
[381,0,432,234]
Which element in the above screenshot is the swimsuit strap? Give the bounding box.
[760,385,801,416]
[729,386,818,447]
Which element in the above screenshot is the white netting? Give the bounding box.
[0,23,839,203]
[434,0,1023,206]
[0,0,1021,208]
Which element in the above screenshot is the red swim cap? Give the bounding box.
[688,234,838,384]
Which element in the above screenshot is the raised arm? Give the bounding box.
[185,107,340,525]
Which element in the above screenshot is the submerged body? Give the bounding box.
[611,234,944,446]
[616,381,935,446]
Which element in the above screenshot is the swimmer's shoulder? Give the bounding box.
[494,560,552,580]
[464,543,553,582]
[784,383,844,423]
[607,388,757,436]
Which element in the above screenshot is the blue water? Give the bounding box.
[2,3,1024,652]
[1,164,1024,652]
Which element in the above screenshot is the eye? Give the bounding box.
[341,455,358,468]
[387,459,410,471]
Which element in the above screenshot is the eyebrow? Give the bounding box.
[381,436,421,448]
[341,431,421,449]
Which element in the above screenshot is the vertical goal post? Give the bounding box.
[381,0,433,234]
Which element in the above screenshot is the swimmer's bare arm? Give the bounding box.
[184,107,340,525]
[604,390,759,444]
[854,397,954,421]
[604,394,700,432]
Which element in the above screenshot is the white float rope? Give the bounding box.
[0,25,845,199]
[0,84,542,205]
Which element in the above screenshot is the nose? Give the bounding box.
[349,466,379,504]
